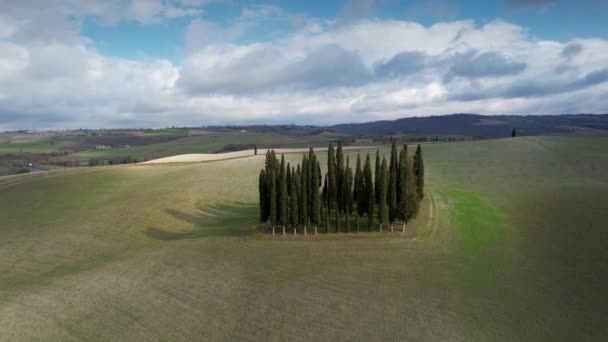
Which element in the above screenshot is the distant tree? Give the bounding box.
[413,144,425,200]
[511,128,517,137]
[254,144,258,155]
[378,156,388,231]
[388,141,398,230]
[363,153,374,231]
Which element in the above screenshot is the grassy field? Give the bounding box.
[0,137,607,340]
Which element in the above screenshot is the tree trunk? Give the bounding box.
[294,227,296,235]
[356,214,360,232]
[282,226,285,236]
[402,222,406,233]
[391,223,394,232]
[379,223,383,233]
[314,225,318,235]
[272,226,275,235]
[304,226,307,236]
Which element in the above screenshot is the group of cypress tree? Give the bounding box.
[258,142,424,235]
[259,148,322,235]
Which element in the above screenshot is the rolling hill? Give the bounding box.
[329,113,608,138]
[1,136,607,339]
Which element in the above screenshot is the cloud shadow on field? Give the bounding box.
[144,202,257,240]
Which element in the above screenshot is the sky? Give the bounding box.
[0,0,607,130]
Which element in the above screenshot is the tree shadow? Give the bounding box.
[144,201,257,240]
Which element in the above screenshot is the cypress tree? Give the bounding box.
[311,156,321,233]
[388,142,398,230]
[269,170,277,234]
[378,156,388,231]
[300,155,309,227]
[405,157,420,224]
[259,169,268,223]
[279,156,288,235]
[289,166,299,234]
[327,143,337,232]
[397,145,407,205]
[397,145,408,232]
[364,153,374,231]
[344,156,353,233]
[278,155,286,228]
[354,153,361,205]
[286,162,292,197]
[355,153,364,231]
[336,141,345,213]
[322,174,328,208]
[413,144,425,200]
[397,145,407,232]
[374,149,381,205]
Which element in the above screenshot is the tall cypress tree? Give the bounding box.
[259,169,268,223]
[344,156,353,233]
[311,155,321,232]
[269,170,277,232]
[397,145,407,206]
[336,142,345,212]
[413,144,425,200]
[364,153,374,231]
[354,153,361,205]
[388,142,398,229]
[286,162,292,197]
[278,155,286,227]
[300,155,310,229]
[405,157,420,224]
[374,149,381,205]
[279,155,288,234]
[378,156,388,231]
[355,153,364,228]
[289,166,299,233]
[327,143,337,232]
[397,145,408,232]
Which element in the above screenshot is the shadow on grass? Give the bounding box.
[144,201,257,240]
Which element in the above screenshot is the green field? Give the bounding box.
[1,137,607,340]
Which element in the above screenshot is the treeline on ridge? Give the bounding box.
[258,142,424,235]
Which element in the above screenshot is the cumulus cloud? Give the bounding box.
[444,50,527,81]
[0,3,608,130]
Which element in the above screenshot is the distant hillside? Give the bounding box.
[329,114,608,138]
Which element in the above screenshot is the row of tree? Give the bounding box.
[258,142,424,235]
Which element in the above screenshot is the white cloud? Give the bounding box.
[0,3,607,130]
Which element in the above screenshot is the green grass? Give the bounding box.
[0,135,84,154]
[0,136,607,340]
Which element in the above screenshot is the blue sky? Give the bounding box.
[0,0,607,129]
[81,0,608,61]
